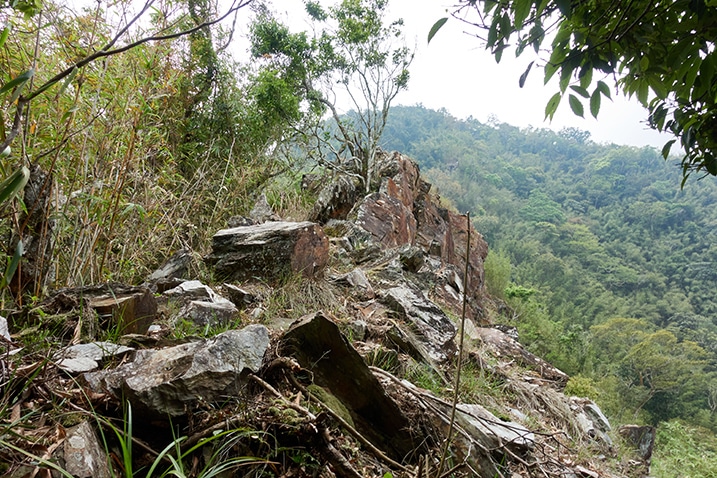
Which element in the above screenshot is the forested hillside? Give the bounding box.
[383,105,717,428]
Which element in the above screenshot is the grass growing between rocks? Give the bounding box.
[259,275,346,323]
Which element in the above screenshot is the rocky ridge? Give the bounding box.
[0,152,651,477]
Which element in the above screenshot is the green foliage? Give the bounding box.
[447,1,717,180]
[651,420,717,477]
[564,375,600,401]
[483,249,511,299]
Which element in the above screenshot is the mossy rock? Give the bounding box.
[307,384,355,428]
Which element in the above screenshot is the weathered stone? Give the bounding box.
[405,379,532,478]
[398,245,425,272]
[347,320,368,341]
[250,192,280,223]
[44,284,157,336]
[163,280,220,301]
[222,283,262,308]
[328,268,374,299]
[163,280,238,327]
[146,249,193,285]
[59,421,112,478]
[473,327,569,387]
[90,289,157,335]
[456,403,535,452]
[619,425,656,462]
[301,173,323,194]
[309,175,363,223]
[207,221,329,282]
[54,341,134,373]
[354,192,416,248]
[377,152,422,210]
[84,325,269,417]
[379,285,457,363]
[413,184,489,322]
[227,216,254,228]
[571,397,613,448]
[281,312,420,461]
[176,300,238,327]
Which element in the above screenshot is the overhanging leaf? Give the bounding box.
[0,69,34,97]
[662,139,677,159]
[0,166,30,204]
[519,61,534,88]
[545,92,562,120]
[0,26,10,50]
[514,0,532,29]
[596,80,612,99]
[1,240,23,289]
[590,90,601,118]
[570,85,590,98]
[568,93,584,117]
[427,17,448,45]
[555,0,572,17]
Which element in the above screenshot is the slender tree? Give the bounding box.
[249,0,413,191]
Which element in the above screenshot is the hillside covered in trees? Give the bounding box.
[383,105,717,429]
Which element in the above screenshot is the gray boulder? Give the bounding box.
[84,324,269,417]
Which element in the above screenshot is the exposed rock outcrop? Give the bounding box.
[206,221,329,282]
[84,324,269,417]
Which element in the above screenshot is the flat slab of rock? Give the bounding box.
[281,312,419,461]
[379,285,457,363]
[84,325,269,417]
[206,221,329,282]
[54,341,134,373]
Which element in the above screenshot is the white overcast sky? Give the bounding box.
[238,0,671,150]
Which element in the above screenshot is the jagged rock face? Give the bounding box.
[281,312,421,461]
[310,175,363,223]
[619,425,656,462]
[146,249,193,286]
[379,285,457,363]
[571,397,613,449]
[84,325,269,417]
[206,221,329,282]
[344,153,489,320]
[42,283,158,336]
[354,193,417,248]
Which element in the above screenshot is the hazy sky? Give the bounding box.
[248,0,673,150]
[387,0,673,149]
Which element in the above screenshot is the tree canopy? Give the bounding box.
[436,0,717,182]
